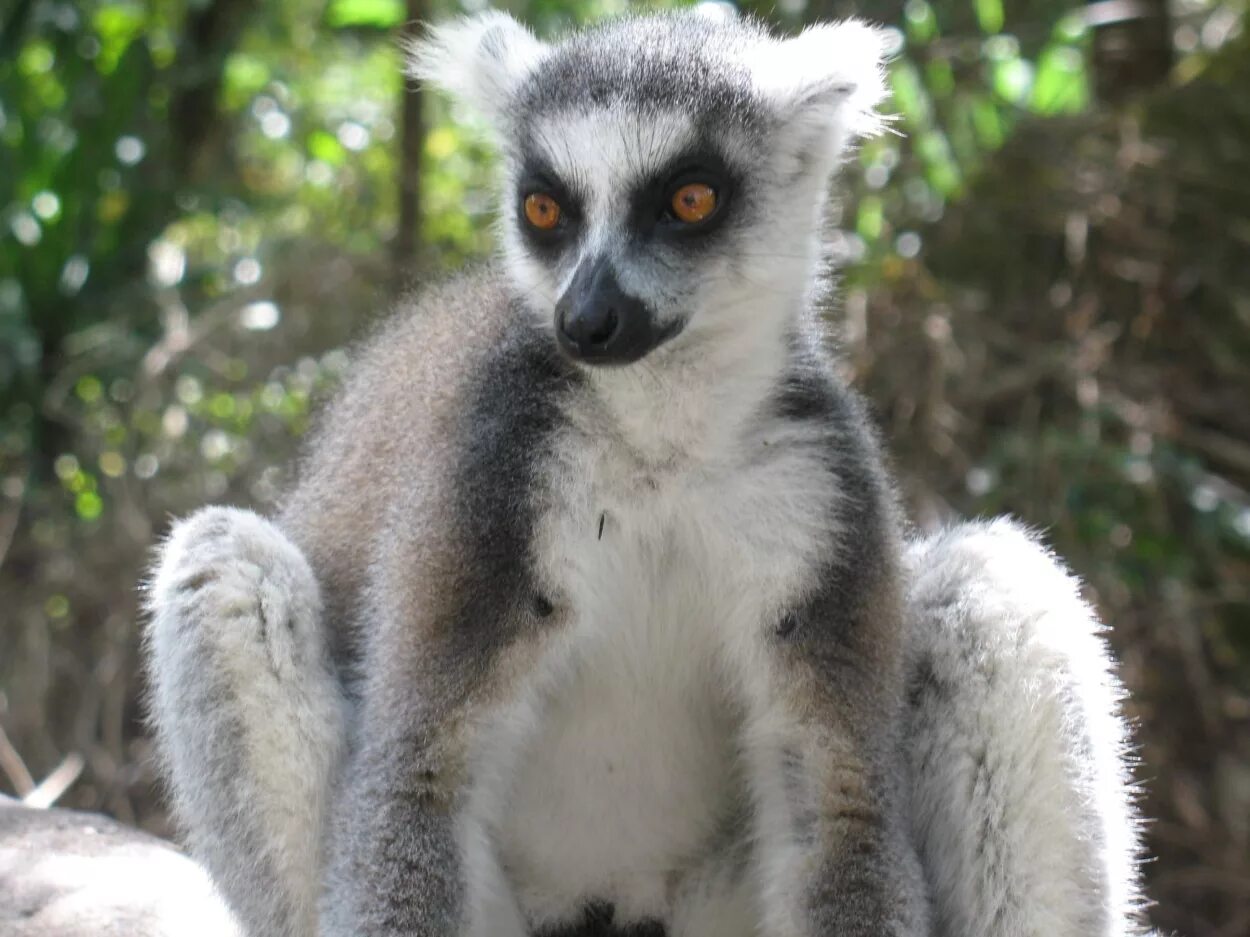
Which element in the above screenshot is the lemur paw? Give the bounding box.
[149,506,323,683]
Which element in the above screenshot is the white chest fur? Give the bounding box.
[481,416,837,930]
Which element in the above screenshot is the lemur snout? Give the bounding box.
[555,257,658,365]
[559,294,620,352]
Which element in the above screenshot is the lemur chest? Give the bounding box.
[494,440,834,925]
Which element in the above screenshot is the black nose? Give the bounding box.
[555,259,653,364]
[561,295,620,349]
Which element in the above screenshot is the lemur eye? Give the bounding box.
[670,183,717,224]
[524,193,562,231]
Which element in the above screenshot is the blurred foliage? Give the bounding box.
[1,0,1249,934]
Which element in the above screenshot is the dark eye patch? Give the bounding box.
[516,156,584,255]
[626,148,737,243]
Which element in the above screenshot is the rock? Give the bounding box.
[0,799,241,937]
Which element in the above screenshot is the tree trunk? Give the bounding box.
[1087,0,1174,102]
[393,0,427,291]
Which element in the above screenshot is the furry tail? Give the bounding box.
[145,507,348,937]
[904,519,1146,937]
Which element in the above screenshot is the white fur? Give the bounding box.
[147,507,1147,937]
[745,20,892,161]
[499,106,814,477]
[499,105,828,407]
[904,520,1145,937]
[146,507,347,937]
[473,58,861,931]
[147,12,1145,936]
[475,391,837,932]
[463,511,1147,937]
[410,12,889,157]
[406,12,548,126]
[405,20,1143,933]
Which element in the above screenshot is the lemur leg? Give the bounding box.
[904,519,1144,937]
[318,608,543,937]
[741,714,929,937]
[669,827,758,937]
[318,700,531,937]
[146,507,347,937]
[739,607,930,937]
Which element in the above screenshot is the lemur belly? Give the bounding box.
[500,605,742,925]
[492,437,835,931]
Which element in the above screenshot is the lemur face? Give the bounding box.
[411,10,887,366]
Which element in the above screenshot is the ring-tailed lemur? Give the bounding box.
[145,10,1144,937]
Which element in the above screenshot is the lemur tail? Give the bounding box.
[904,519,1147,937]
[145,507,348,937]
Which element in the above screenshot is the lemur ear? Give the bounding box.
[406,12,548,125]
[748,20,891,161]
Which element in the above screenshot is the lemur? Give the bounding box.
[145,10,1144,937]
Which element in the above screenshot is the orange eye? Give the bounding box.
[524,193,562,231]
[670,183,717,224]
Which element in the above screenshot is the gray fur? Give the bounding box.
[513,14,767,134]
[144,10,1144,937]
[146,506,346,937]
[317,288,582,936]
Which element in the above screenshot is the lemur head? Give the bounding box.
[411,9,887,367]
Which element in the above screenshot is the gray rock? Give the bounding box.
[0,799,241,937]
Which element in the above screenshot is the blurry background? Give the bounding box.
[0,0,1247,932]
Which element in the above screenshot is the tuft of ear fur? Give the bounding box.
[747,20,892,159]
[405,11,547,125]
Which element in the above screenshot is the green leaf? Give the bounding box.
[92,3,147,75]
[974,0,1005,35]
[1054,13,1090,44]
[75,375,103,405]
[889,61,932,127]
[857,196,884,242]
[991,56,1033,105]
[916,131,962,196]
[307,129,346,166]
[903,0,938,45]
[325,0,405,30]
[1029,45,1090,115]
[925,58,956,98]
[75,490,103,520]
[971,96,1006,149]
[223,54,271,108]
[17,40,55,78]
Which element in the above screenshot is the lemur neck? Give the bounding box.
[584,307,797,468]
